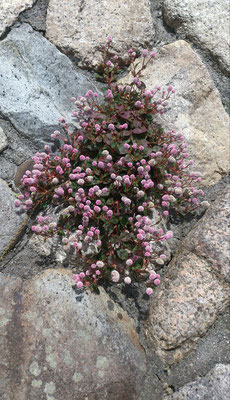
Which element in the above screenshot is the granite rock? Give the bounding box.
[120,40,229,187]
[0,0,36,37]
[0,269,146,400]
[146,186,230,364]
[164,364,230,400]
[0,179,25,256]
[163,0,230,75]
[0,126,7,153]
[0,23,100,146]
[46,0,155,70]
[18,0,49,32]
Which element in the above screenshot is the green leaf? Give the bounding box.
[91,283,100,294]
[117,249,128,260]
[120,215,129,226]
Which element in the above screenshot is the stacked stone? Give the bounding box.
[0,1,229,399]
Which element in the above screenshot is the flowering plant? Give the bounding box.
[15,37,207,296]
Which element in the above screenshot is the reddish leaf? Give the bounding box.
[133,127,147,134]
[120,111,131,120]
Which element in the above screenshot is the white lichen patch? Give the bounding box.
[32,379,42,388]
[29,361,41,377]
[0,307,6,315]
[0,315,9,328]
[63,350,73,366]
[73,372,83,383]
[45,345,57,369]
[96,356,110,378]
[44,381,56,395]
[46,353,57,369]
[35,316,44,331]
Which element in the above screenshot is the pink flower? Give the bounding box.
[146,288,153,296]
[56,187,64,196]
[107,210,113,217]
[154,279,160,285]
[96,261,104,268]
[126,259,133,266]
[124,277,131,284]
[142,49,148,57]
[165,231,173,239]
[111,270,120,282]
[14,199,21,207]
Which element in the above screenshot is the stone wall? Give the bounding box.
[0,1,229,399]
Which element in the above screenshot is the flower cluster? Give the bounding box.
[15,37,208,296]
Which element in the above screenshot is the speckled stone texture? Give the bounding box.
[0,179,25,255]
[164,364,230,400]
[0,0,36,37]
[46,0,155,70]
[0,24,100,146]
[163,0,230,75]
[0,126,7,153]
[120,40,230,187]
[146,185,230,364]
[0,269,146,400]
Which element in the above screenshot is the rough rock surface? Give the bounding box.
[146,185,230,364]
[0,126,7,153]
[164,364,230,400]
[18,0,49,31]
[0,0,36,37]
[120,40,229,187]
[0,269,146,400]
[0,179,25,255]
[0,24,100,146]
[163,0,230,75]
[46,0,155,70]
[0,119,39,184]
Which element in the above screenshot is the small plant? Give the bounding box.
[15,37,208,296]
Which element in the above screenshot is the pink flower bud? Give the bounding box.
[146,288,153,296]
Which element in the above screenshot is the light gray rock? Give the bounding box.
[46,0,155,70]
[0,126,7,153]
[163,0,230,75]
[0,23,100,146]
[164,364,230,400]
[0,0,36,37]
[0,269,146,400]
[0,179,25,256]
[145,185,230,364]
[120,40,230,187]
